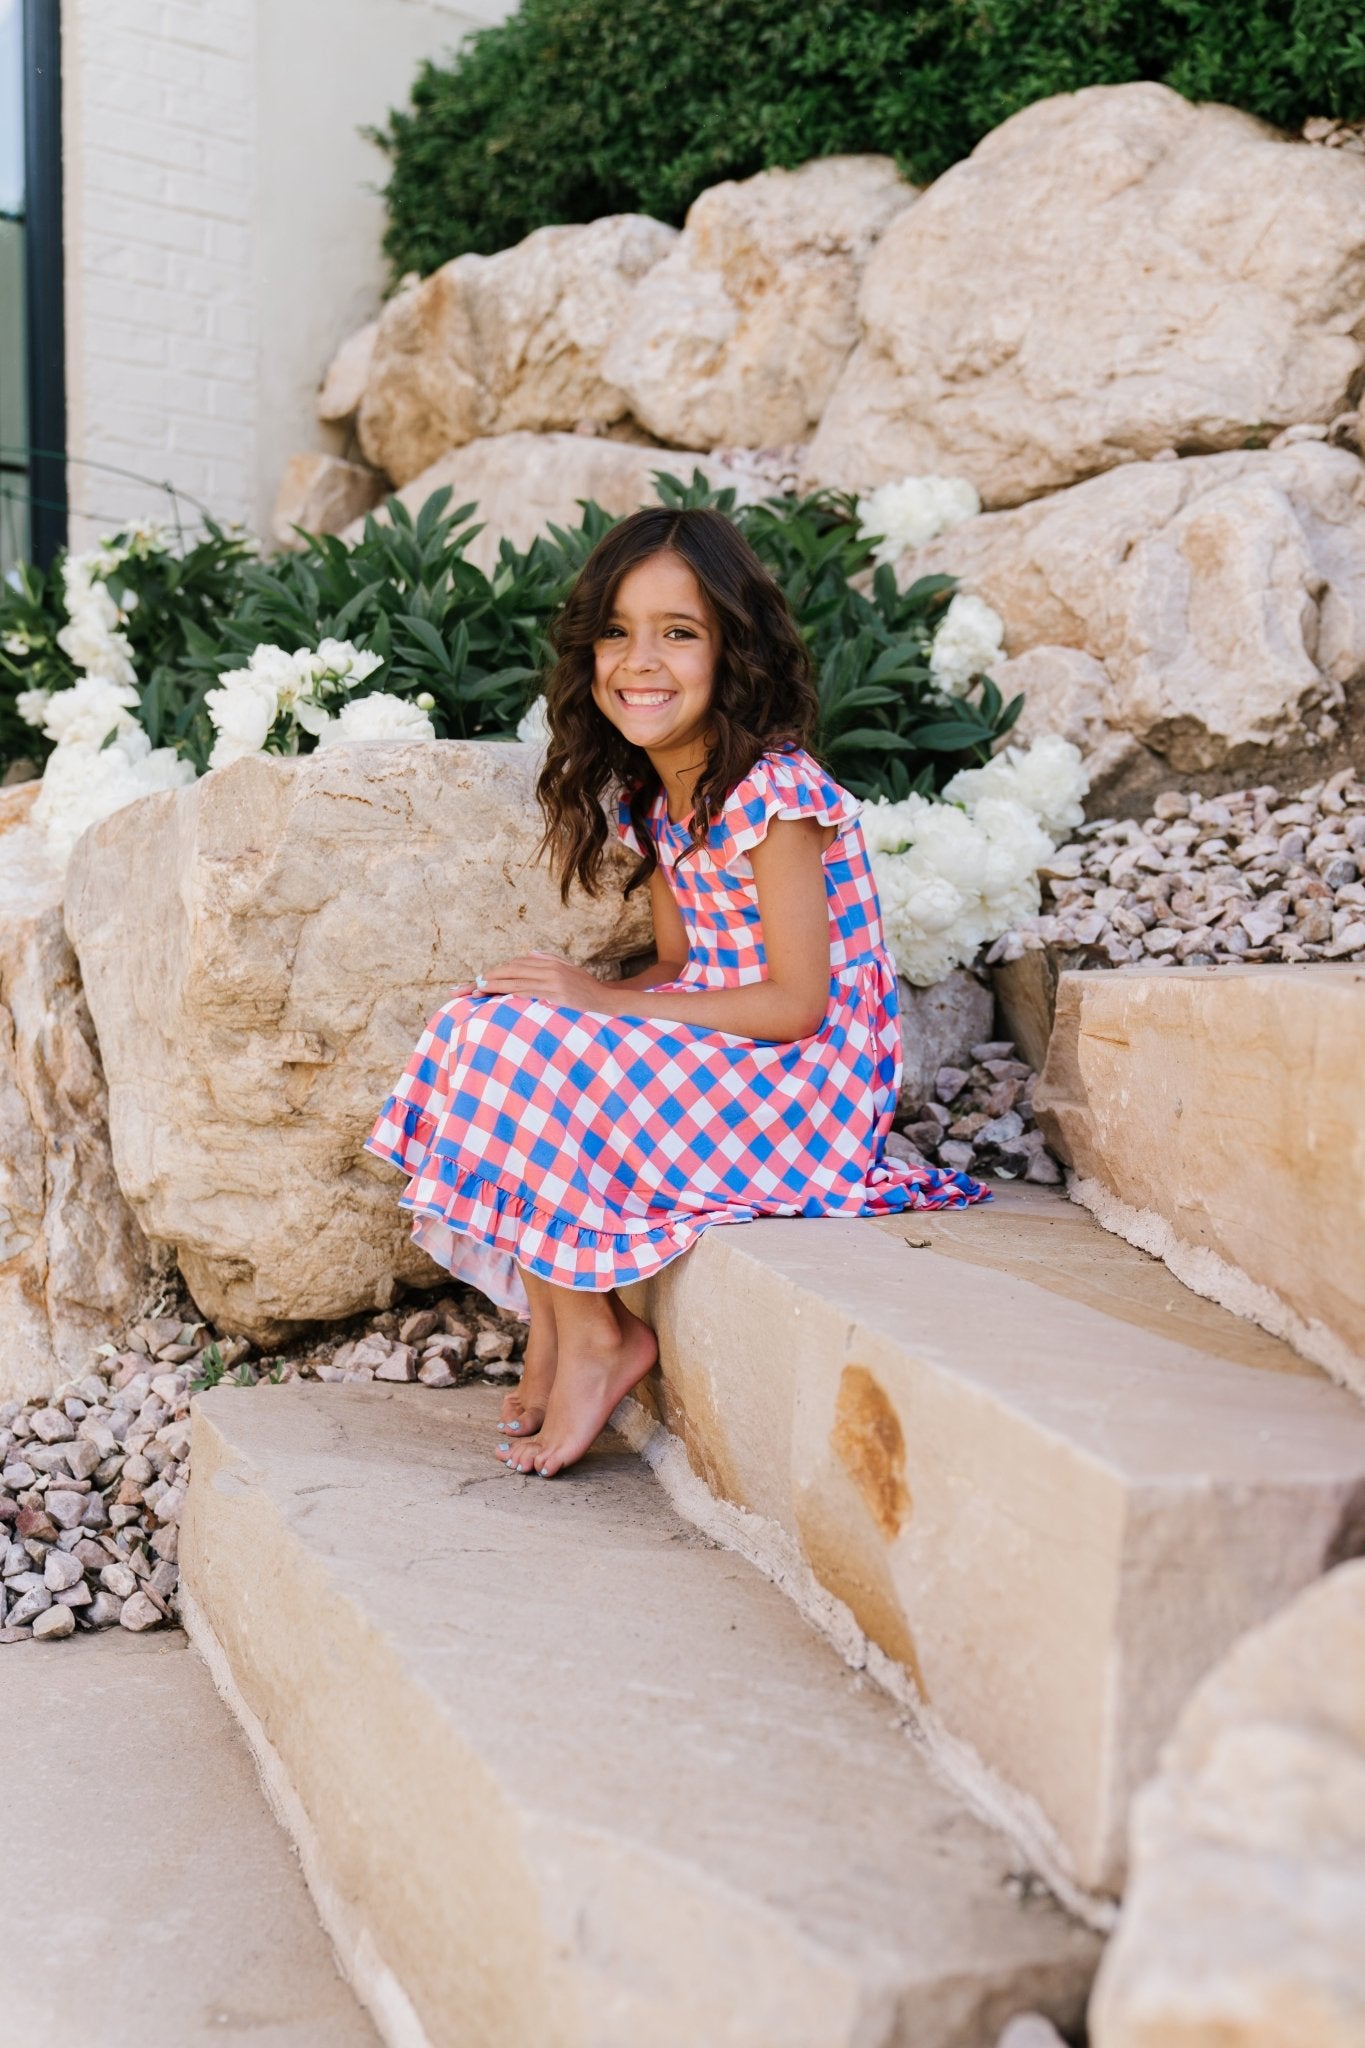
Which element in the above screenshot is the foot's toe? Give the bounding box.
[495,1437,538,1472]
[498,1400,546,1438]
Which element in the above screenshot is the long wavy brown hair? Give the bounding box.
[535,507,819,900]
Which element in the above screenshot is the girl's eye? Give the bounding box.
[598,625,626,640]
[666,627,697,640]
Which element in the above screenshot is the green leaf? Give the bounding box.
[824,726,920,751]
[399,615,456,671]
[911,719,993,751]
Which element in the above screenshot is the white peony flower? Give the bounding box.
[855,475,981,565]
[234,644,301,698]
[858,790,935,858]
[315,692,436,746]
[206,674,281,768]
[15,687,53,728]
[944,733,1089,840]
[114,517,175,559]
[313,637,383,685]
[204,637,391,764]
[39,675,141,748]
[867,781,1055,988]
[57,554,139,687]
[928,592,1005,698]
[32,729,195,864]
[293,696,334,738]
[516,696,551,748]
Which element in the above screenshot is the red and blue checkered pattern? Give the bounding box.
[367,748,987,1311]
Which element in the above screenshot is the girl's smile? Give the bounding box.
[592,551,717,786]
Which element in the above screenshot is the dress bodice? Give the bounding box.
[618,749,891,990]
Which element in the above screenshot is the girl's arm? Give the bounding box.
[480,819,832,1043]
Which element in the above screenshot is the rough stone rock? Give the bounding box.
[43,1549,83,1591]
[31,1602,74,1638]
[341,432,747,574]
[0,785,157,1403]
[271,452,385,548]
[998,2021,1068,2048]
[64,743,654,1344]
[117,1590,162,1632]
[900,443,1365,773]
[603,157,915,452]
[372,1344,416,1384]
[357,214,677,485]
[316,317,379,426]
[8,1584,52,1627]
[895,969,995,1116]
[1091,1559,1365,2048]
[808,82,1365,504]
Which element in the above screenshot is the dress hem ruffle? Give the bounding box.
[366,1090,989,1304]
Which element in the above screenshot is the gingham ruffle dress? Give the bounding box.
[366,748,988,1314]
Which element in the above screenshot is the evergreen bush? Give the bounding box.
[376,0,1365,276]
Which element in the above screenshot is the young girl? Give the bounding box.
[367,508,987,1477]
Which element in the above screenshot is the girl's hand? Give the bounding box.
[476,953,609,1009]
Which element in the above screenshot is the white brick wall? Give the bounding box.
[62,0,259,541]
[62,0,514,546]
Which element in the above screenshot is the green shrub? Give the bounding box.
[0,477,1020,799]
[375,0,1365,276]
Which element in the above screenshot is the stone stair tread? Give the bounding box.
[632,1186,1365,1893]
[862,1184,1365,1479]
[1,1629,380,2047]
[182,1382,1098,2048]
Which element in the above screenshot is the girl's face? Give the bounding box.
[591,551,717,760]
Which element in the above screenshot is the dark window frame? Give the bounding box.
[22,0,65,565]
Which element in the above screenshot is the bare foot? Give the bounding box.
[529,1298,657,1478]
[498,1320,556,1442]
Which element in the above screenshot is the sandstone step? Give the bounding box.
[1,1628,380,2047]
[180,1382,1100,2048]
[1035,962,1365,1392]
[625,1184,1365,1898]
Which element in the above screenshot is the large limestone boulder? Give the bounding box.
[339,432,750,573]
[1091,1558,1365,2047]
[603,157,916,452]
[987,647,1147,804]
[63,744,654,1344]
[808,83,1365,505]
[901,443,1365,774]
[357,215,677,486]
[271,452,385,548]
[316,317,379,427]
[0,785,156,1400]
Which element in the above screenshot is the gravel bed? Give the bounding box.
[0,1288,527,1645]
[988,767,1365,969]
[890,1036,1061,1187]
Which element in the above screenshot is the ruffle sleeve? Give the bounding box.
[711,749,860,863]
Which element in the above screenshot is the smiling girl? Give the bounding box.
[366,508,987,1476]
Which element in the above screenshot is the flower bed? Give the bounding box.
[3,474,1096,989]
